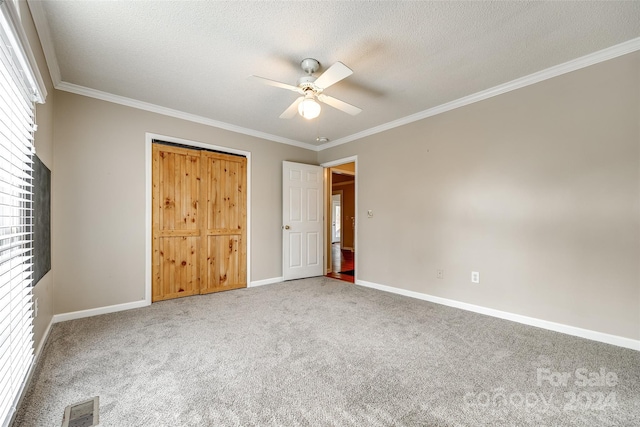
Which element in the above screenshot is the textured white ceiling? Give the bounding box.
[33,1,640,147]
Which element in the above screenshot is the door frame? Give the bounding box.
[145,132,252,304]
[321,155,357,282]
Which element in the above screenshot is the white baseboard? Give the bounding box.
[51,278,284,323]
[34,317,53,359]
[356,279,640,351]
[249,277,284,287]
[52,299,150,323]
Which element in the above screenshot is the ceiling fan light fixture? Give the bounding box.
[251,58,358,120]
[298,95,321,119]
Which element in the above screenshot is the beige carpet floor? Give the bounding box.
[13,277,640,426]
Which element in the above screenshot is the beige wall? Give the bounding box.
[19,1,55,351]
[52,91,315,314]
[319,52,640,340]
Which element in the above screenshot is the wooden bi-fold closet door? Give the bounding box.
[200,150,247,295]
[152,143,247,302]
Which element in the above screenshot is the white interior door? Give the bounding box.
[283,161,324,280]
[331,194,341,243]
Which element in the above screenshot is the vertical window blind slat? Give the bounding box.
[0,3,36,427]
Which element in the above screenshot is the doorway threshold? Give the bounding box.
[326,272,355,283]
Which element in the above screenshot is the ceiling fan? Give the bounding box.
[248,58,362,120]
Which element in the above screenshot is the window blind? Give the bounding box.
[0,1,44,425]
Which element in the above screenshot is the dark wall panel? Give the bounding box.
[33,154,51,285]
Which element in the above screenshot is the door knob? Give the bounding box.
[284,225,290,230]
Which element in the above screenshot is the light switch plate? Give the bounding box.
[367,210,373,218]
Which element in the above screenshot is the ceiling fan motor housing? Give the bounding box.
[300,58,320,75]
[297,75,318,93]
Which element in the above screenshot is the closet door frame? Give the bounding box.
[145,133,251,304]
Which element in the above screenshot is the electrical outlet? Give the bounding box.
[367,209,373,218]
[471,271,480,284]
[436,269,444,279]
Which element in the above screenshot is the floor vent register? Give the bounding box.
[61,396,99,427]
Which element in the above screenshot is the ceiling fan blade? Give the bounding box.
[248,75,301,92]
[314,62,353,89]
[279,97,303,119]
[317,94,362,116]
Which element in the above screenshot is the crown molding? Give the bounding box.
[25,2,639,154]
[317,36,640,151]
[56,81,318,151]
[28,0,317,151]
[27,0,61,87]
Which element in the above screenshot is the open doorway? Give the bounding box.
[325,162,355,283]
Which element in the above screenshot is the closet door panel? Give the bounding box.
[200,152,247,294]
[152,144,201,302]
